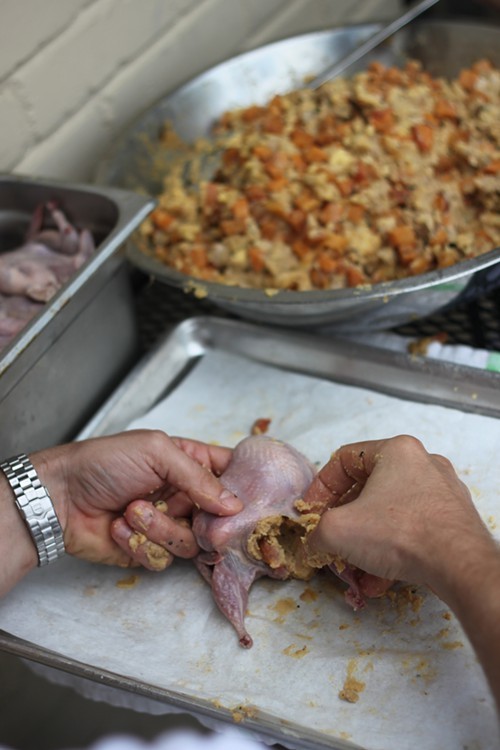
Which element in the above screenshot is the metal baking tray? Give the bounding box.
[1,317,499,750]
[96,20,500,329]
[79,316,500,438]
[0,174,155,456]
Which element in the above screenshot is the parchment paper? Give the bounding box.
[1,349,499,750]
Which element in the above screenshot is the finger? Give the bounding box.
[171,438,233,477]
[124,500,198,558]
[303,440,383,511]
[162,493,195,517]
[146,485,234,518]
[358,571,394,598]
[322,440,387,487]
[140,489,193,517]
[151,436,242,516]
[110,517,174,572]
[429,452,456,472]
[306,502,363,558]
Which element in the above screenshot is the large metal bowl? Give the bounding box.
[96,20,500,330]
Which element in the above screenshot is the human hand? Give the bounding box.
[32,430,240,570]
[305,435,494,599]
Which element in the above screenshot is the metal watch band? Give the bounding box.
[1,453,65,566]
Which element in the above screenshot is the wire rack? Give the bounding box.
[134,277,500,354]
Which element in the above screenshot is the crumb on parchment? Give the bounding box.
[338,659,366,703]
[282,643,309,658]
[231,704,258,724]
[115,574,140,589]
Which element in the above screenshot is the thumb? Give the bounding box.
[306,503,361,562]
[155,440,242,516]
[306,497,406,583]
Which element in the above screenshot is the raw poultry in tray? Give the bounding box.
[0,202,95,352]
[140,58,500,292]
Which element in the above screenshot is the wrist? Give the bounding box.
[0,451,67,594]
[0,471,38,596]
[424,527,499,608]
[429,532,500,713]
[29,445,70,533]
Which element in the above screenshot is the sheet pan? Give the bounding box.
[1,317,500,750]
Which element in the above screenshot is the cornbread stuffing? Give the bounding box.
[140,58,500,291]
[247,511,339,580]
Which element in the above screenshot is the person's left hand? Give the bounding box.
[32,430,239,570]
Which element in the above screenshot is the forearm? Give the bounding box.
[431,535,500,712]
[0,472,38,596]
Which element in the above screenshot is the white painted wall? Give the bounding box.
[0,0,399,182]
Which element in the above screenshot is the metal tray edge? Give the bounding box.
[0,174,155,377]
[0,628,360,750]
[78,316,500,440]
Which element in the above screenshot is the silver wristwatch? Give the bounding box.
[0,453,65,566]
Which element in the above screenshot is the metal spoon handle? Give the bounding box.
[309,0,441,88]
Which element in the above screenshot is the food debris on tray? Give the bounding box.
[139,58,500,292]
[250,416,272,434]
[407,331,449,356]
[0,202,95,352]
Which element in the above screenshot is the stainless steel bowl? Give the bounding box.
[95,20,500,330]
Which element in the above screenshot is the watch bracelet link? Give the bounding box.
[0,453,65,566]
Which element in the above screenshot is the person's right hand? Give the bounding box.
[304,435,495,599]
[304,434,500,716]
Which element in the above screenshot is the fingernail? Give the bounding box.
[131,505,153,531]
[219,489,242,510]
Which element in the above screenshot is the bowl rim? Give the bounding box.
[127,242,500,305]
